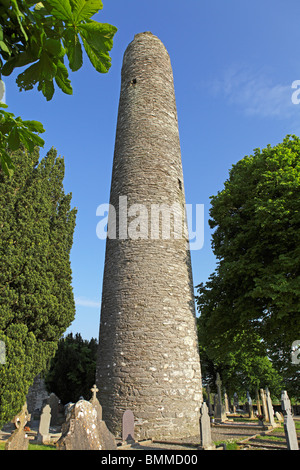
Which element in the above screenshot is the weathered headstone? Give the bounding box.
[47,392,60,426]
[122,410,135,443]
[214,373,226,422]
[281,390,299,450]
[56,399,116,450]
[224,389,230,414]
[255,389,262,416]
[246,391,254,419]
[199,402,214,450]
[260,388,269,422]
[265,388,275,427]
[233,392,239,413]
[36,404,51,444]
[275,411,284,422]
[26,374,49,417]
[5,403,30,450]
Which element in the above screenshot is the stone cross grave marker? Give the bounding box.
[199,402,214,449]
[215,373,226,422]
[48,392,60,426]
[90,384,102,420]
[281,390,299,450]
[122,410,135,443]
[5,403,30,450]
[37,404,51,444]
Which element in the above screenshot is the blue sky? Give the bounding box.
[4,1,300,339]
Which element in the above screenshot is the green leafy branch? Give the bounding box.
[0,0,117,100]
[0,0,117,175]
[0,103,45,175]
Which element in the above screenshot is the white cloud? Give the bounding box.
[75,296,101,308]
[211,65,297,119]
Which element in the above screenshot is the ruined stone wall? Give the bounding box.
[96,32,202,440]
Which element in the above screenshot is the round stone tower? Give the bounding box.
[96,32,202,440]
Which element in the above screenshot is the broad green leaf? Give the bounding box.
[0,149,15,176]
[16,62,40,91]
[44,0,73,21]
[21,120,45,133]
[55,60,73,95]
[81,36,107,73]
[2,50,36,77]
[63,28,83,71]
[18,126,45,151]
[79,21,117,52]
[38,79,55,101]
[45,38,64,58]
[7,126,20,151]
[0,40,10,54]
[72,0,103,23]
[79,22,117,73]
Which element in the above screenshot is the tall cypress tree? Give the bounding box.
[0,147,77,427]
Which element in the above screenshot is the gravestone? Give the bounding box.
[275,411,284,422]
[36,404,51,444]
[213,394,218,414]
[199,402,214,450]
[90,384,102,421]
[206,385,213,416]
[214,373,226,422]
[233,392,239,413]
[260,388,269,422]
[122,410,135,442]
[47,392,60,426]
[256,389,262,416]
[56,399,117,450]
[246,391,254,419]
[26,374,49,417]
[281,390,299,450]
[265,388,275,427]
[224,389,230,414]
[5,403,30,450]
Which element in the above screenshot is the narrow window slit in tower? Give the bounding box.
[178,178,182,191]
[131,78,137,85]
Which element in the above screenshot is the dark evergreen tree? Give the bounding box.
[0,146,76,427]
[45,333,98,404]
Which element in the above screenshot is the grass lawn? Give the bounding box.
[0,441,56,450]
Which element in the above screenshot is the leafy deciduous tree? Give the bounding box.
[196,135,300,399]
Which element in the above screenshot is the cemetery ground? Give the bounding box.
[0,415,299,451]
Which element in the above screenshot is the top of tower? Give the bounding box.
[134,31,156,39]
[123,31,170,65]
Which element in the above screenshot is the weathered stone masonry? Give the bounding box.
[96,32,202,440]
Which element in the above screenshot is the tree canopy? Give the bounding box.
[0,146,77,427]
[45,333,98,404]
[196,135,300,399]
